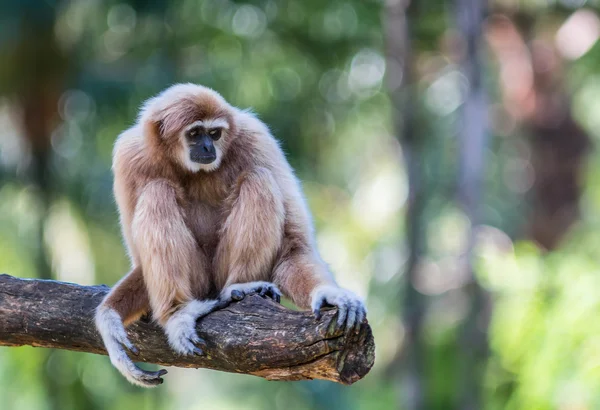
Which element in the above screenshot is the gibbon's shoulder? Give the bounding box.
[111,125,156,178]
[232,108,288,167]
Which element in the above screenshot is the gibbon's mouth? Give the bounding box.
[190,153,217,164]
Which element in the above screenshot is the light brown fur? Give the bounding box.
[95,84,364,387]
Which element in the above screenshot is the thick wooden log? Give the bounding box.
[0,274,374,384]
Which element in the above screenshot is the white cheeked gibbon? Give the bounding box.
[95,83,367,387]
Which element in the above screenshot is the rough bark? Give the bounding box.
[0,274,374,385]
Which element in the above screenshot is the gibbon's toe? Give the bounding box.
[171,333,208,356]
[221,281,282,304]
[231,289,244,301]
[190,334,207,356]
[137,369,167,386]
[192,335,207,348]
[258,283,281,303]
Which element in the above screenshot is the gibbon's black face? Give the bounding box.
[185,125,222,164]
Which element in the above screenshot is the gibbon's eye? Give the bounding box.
[187,128,198,139]
[208,128,222,140]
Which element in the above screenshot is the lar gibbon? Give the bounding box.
[95,84,367,387]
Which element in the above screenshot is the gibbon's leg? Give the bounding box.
[273,235,367,332]
[133,181,219,358]
[95,266,169,387]
[216,167,284,303]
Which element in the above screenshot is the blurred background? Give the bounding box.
[1,0,600,409]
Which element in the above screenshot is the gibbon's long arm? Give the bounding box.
[0,274,375,385]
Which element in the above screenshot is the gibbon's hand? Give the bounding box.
[311,285,367,332]
[220,281,282,304]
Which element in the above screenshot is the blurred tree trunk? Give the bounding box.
[9,4,66,281]
[454,0,491,409]
[384,1,427,409]
[13,13,65,410]
[2,4,94,410]
[487,12,592,251]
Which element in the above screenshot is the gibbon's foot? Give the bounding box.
[96,306,168,387]
[311,285,367,332]
[165,300,218,356]
[131,369,168,387]
[220,281,282,304]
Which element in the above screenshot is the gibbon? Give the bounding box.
[95,84,367,387]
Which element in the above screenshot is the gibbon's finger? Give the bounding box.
[214,298,231,310]
[313,298,323,320]
[355,306,366,331]
[346,302,358,331]
[336,302,348,330]
[190,334,207,348]
[269,286,282,303]
[128,345,140,356]
[261,285,280,303]
[192,346,204,356]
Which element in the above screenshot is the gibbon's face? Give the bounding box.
[144,84,234,173]
[179,117,229,172]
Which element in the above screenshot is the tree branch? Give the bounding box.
[0,274,374,384]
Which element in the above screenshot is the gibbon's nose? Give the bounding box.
[200,138,216,156]
[190,134,217,164]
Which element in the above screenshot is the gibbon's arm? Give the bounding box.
[214,167,285,290]
[132,180,222,355]
[258,136,367,332]
[131,179,198,324]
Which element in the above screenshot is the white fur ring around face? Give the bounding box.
[310,285,367,331]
